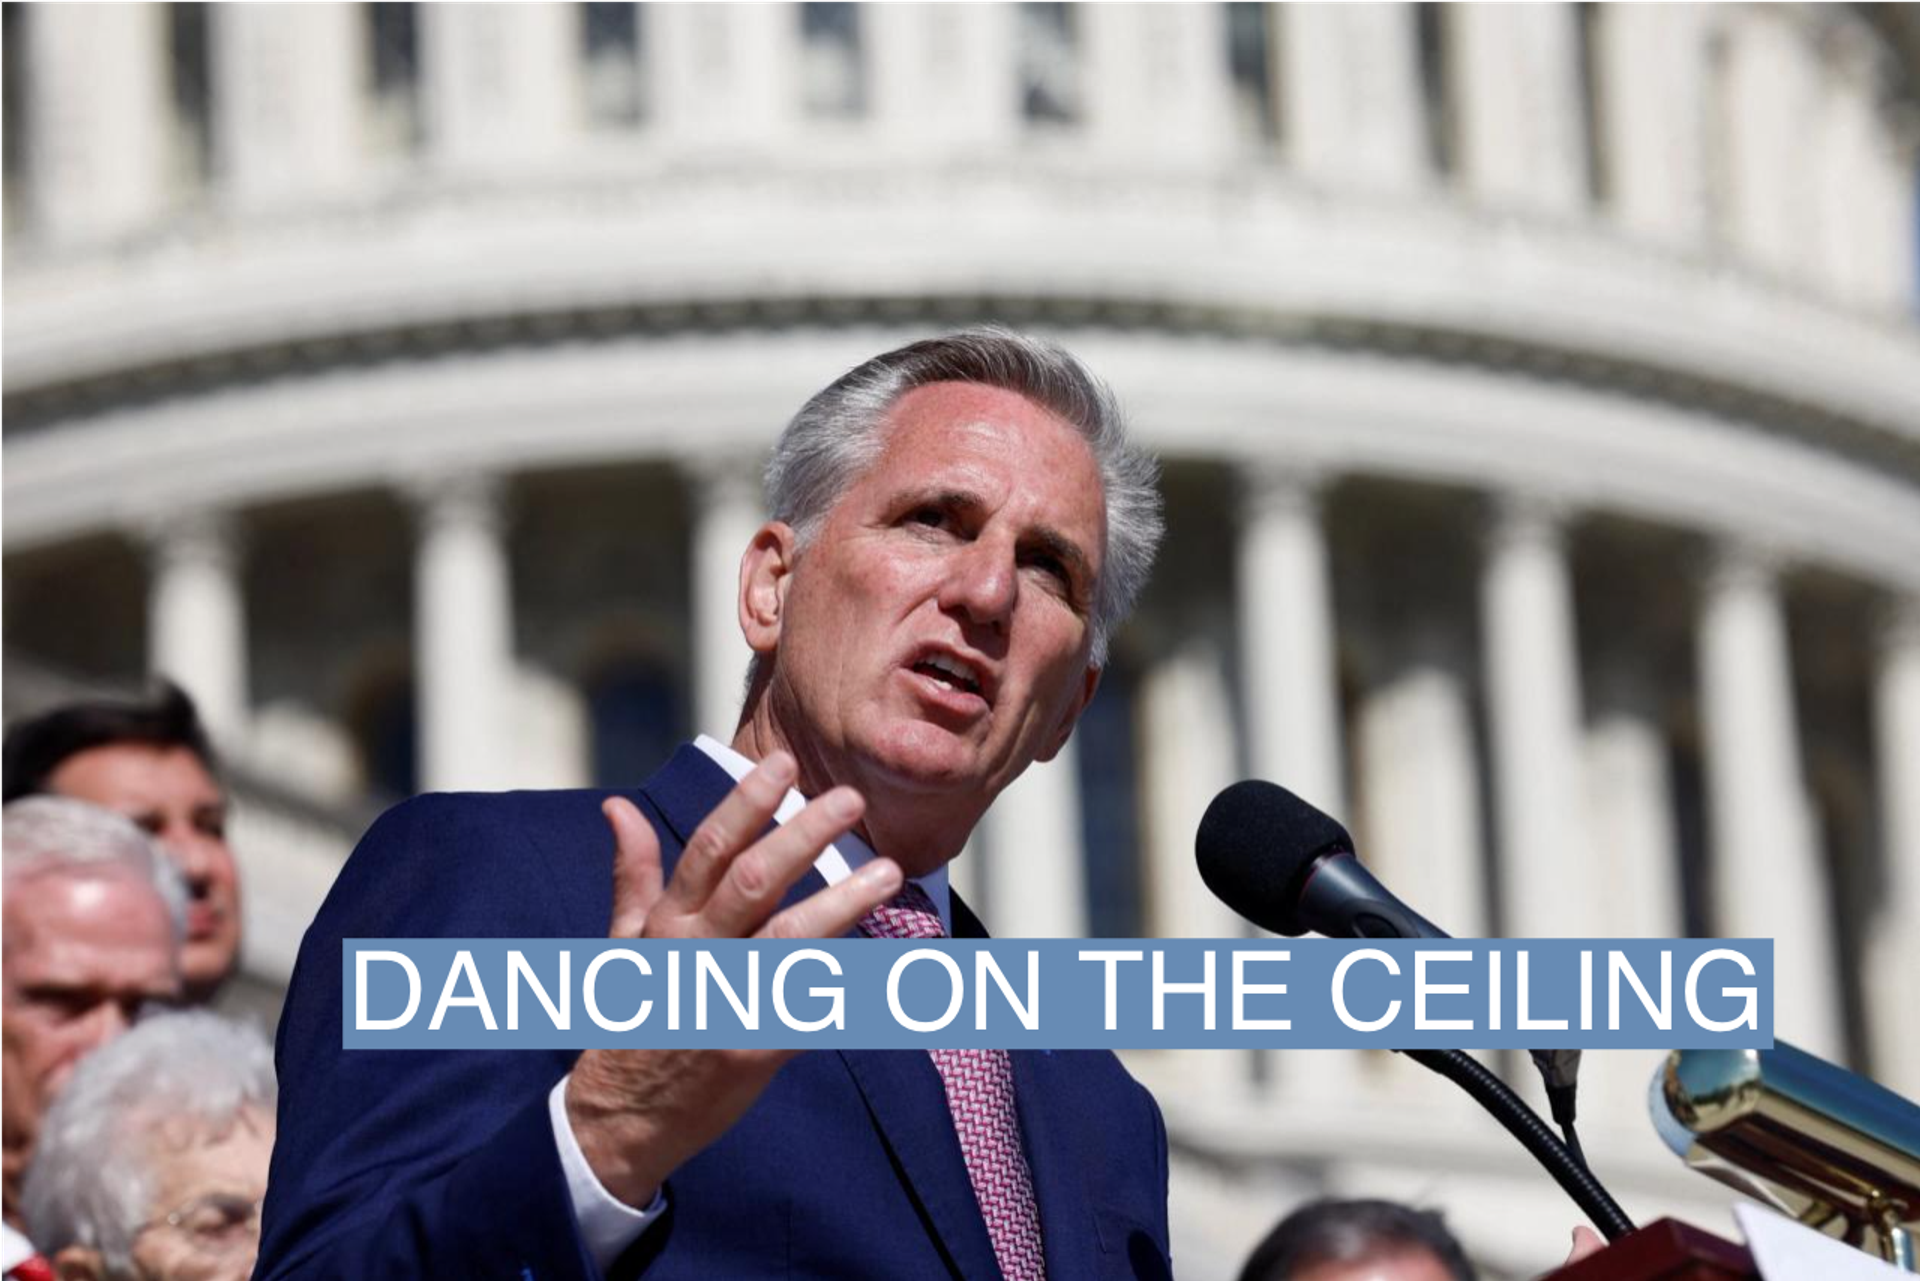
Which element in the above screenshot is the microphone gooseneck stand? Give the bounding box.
[1402,1047,1635,1242]
[1195,781,1637,1245]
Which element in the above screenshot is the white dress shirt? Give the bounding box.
[551,735,951,1270]
[2,1223,35,1274]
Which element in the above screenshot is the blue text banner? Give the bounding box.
[343,937,1773,1051]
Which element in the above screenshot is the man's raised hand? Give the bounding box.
[605,751,901,943]
[568,751,903,1208]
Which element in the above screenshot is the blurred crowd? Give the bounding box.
[0,684,1474,1281]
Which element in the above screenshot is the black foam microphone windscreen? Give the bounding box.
[1194,778,1354,936]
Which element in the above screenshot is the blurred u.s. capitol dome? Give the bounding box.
[4,4,1919,1274]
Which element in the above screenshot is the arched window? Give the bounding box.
[1224,2,1280,145]
[366,2,422,155]
[587,657,684,788]
[581,2,644,127]
[1414,4,1457,179]
[1574,2,1609,205]
[1019,3,1081,127]
[1077,655,1144,938]
[346,657,418,801]
[1808,758,1875,1071]
[800,3,864,119]
[4,3,30,231]
[168,2,213,189]
[1911,166,1919,314]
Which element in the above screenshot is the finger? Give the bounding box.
[701,787,866,936]
[760,857,902,941]
[603,797,663,939]
[664,753,797,913]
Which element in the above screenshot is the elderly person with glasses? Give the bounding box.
[21,1011,273,1281]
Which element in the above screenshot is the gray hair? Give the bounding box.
[763,326,1163,667]
[22,1010,276,1278]
[2,795,189,941]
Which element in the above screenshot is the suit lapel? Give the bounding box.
[1011,1050,1101,1280]
[837,1050,1001,1280]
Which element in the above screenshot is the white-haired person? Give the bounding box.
[2,797,186,1276]
[21,1011,274,1281]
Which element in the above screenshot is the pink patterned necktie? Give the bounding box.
[860,885,1047,1280]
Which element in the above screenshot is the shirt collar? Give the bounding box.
[692,735,951,934]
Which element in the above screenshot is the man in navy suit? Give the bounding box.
[259,328,1171,1279]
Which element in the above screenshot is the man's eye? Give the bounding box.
[28,989,95,1021]
[1023,553,1069,586]
[908,507,948,528]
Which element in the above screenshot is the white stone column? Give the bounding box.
[686,455,764,740]
[1859,125,1919,318]
[867,3,1018,148]
[1582,684,1682,939]
[1238,464,1347,819]
[1480,496,1596,937]
[1141,635,1248,1095]
[508,667,592,791]
[944,834,987,916]
[1718,13,1822,283]
[1582,672,1685,1129]
[1696,544,1841,1057]
[24,2,171,241]
[1354,645,1487,1113]
[864,3,932,143]
[650,3,796,147]
[979,747,1088,940]
[1280,3,1424,192]
[1867,599,1920,1094]
[148,511,249,749]
[1451,4,1588,213]
[1356,652,1489,941]
[1812,50,1912,314]
[413,474,516,793]
[1082,4,1230,162]
[1236,464,1355,1102]
[420,3,579,168]
[213,3,360,207]
[1141,637,1243,942]
[1598,5,1710,245]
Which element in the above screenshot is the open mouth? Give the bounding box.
[911,653,985,701]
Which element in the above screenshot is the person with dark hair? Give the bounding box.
[1238,1198,1476,1281]
[2,683,241,1003]
[260,328,1172,1279]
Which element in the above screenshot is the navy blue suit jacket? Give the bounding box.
[259,744,1172,1280]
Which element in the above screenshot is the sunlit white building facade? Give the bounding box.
[5,4,1919,1275]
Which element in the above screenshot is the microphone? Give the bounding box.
[1196,778,1632,1241]
[1195,779,1446,940]
[1195,780,1595,1158]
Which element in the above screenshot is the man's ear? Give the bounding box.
[738,521,799,656]
[1037,663,1102,763]
[53,1246,107,1281]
